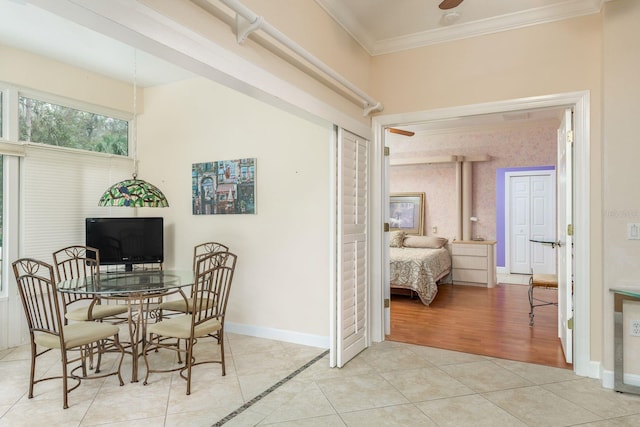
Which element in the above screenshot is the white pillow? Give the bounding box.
[403,236,448,249]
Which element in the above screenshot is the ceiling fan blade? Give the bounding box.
[388,128,415,137]
[439,0,464,10]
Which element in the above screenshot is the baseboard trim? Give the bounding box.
[225,322,329,349]
[601,368,640,390]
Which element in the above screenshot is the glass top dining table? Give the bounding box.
[57,269,194,382]
[57,269,194,296]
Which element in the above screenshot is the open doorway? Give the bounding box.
[371,92,591,376]
[385,108,564,367]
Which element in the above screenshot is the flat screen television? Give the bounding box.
[85,217,164,270]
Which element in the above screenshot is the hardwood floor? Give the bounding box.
[386,282,572,369]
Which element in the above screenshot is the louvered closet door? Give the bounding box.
[336,129,368,367]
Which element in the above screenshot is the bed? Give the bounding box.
[389,233,452,305]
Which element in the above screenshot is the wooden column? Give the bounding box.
[455,158,463,241]
[462,160,473,241]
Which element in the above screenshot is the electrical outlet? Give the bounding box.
[631,320,640,337]
[628,223,640,240]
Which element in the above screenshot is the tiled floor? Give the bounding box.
[1,333,640,426]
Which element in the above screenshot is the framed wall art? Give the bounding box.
[192,158,256,215]
[389,192,425,235]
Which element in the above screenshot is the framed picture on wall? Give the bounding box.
[389,192,425,235]
[192,158,256,215]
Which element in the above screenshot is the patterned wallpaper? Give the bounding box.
[389,121,558,244]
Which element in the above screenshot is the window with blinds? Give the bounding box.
[0,85,134,264]
[22,145,133,263]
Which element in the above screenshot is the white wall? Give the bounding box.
[138,77,333,345]
[603,0,640,376]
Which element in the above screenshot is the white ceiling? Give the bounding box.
[314,0,604,55]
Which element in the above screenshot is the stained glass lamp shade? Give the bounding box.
[98,175,169,207]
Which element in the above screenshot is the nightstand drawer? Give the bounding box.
[452,255,487,270]
[451,243,487,257]
[453,269,488,283]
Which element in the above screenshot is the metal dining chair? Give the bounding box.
[53,245,129,372]
[143,251,237,394]
[156,242,230,316]
[52,245,128,323]
[12,258,125,409]
[529,272,558,326]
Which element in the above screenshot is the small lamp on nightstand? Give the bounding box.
[470,216,483,241]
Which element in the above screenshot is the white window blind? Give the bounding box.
[22,145,133,264]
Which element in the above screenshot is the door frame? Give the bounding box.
[371,91,593,378]
[504,169,557,276]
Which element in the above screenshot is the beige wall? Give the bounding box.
[603,0,640,374]
[139,77,332,340]
[142,0,371,125]
[240,0,371,88]
[371,14,604,367]
[370,15,602,115]
[0,44,133,113]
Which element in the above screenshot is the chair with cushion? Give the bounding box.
[143,251,237,394]
[528,272,558,326]
[12,258,125,409]
[52,245,128,323]
[157,242,229,316]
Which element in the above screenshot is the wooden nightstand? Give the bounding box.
[451,240,497,287]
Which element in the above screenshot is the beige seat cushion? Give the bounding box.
[148,315,221,340]
[158,298,215,314]
[34,322,120,349]
[158,298,191,313]
[65,304,128,321]
[530,274,558,288]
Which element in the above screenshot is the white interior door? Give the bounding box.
[336,129,368,367]
[510,176,531,274]
[509,172,556,275]
[530,174,556,275]
[557,108,573,364]
[384,141,391,337]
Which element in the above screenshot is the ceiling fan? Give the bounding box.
[388,128,415,137]
[439,0,464,9]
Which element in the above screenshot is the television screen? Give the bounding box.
[85,217,164,267]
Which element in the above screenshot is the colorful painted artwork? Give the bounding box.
[192,158,256,215]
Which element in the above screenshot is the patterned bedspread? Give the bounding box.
[390,247,452,305]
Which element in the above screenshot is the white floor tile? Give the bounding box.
[1,333,639,426]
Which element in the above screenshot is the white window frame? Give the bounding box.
[17,88,132,155]
[0,83,134,349]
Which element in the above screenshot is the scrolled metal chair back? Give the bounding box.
[192,242,229,271]
[53,245,100,281]
[191,251,237,325]
[12,258,63,338]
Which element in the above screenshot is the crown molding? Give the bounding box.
[313,0,377,52]
[316,0,604,56]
